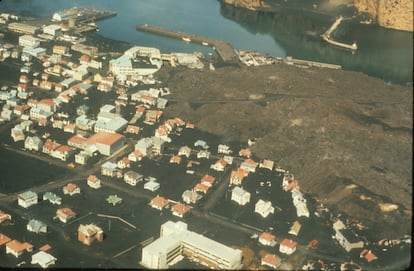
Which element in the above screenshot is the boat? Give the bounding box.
[202,41,209,46]
[182,37,191,43]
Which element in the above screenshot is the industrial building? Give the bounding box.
[109,46,163,80]
[18,35,40,48]
[141,221,243,269]
[8,22,40,34]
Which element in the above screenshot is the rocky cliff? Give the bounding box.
[223,0,413,31]
[222,0,264,10]
[354,0,413,31]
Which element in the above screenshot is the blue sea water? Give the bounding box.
[0,0,412,83]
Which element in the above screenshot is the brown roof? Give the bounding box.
[39,244,51,251]
[57,207,76,217]
[280,238,297,249]
[38,99,55,107]
[68,135,87,146]
[171,202,191,215]
[87,175,98,183]
[194,183,209,192]
[56,145,73,153]
[86,131,124,146]
[150,195,169,208]
[262,253,280,267]
[63,183,79,192]
[6,240,33,252]
[201,174,216,184]
[0,233,11,246]
[259,232,276,241]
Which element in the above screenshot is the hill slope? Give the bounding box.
[157,63,412,238]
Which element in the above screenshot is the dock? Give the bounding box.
[321,16,357,51]
[137,24,239,63]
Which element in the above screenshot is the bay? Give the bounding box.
[0,0,412,84]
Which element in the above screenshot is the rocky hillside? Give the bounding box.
[355,0,413,31]
[223,0,264,10]
[223,0,413,31]
[156,63,412,238]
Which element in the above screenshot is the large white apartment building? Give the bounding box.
[141,221,243,269]
[109,46,163,80]
[19,35,40,48]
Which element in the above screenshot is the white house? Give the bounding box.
[124,170,143,186]
[231,186,251,206]
[31,251,57,268]
[279,238,297,255]
[255,199,274,218]
[258,232,277,247]
[24,136,43,151]
[27,219,47,234]
[144,181,160,192]
[87,175,101,189]
[18,191,38,208]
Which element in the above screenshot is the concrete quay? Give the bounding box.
[321,16,358,51]
[137,24,239,63]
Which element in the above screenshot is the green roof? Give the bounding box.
[106,195,122,206]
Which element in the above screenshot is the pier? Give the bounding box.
[321,16,357,51]
[137,24,239,63]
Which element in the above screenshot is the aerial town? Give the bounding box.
[0,7,411,270]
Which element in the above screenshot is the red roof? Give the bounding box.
[87,175,98,183]
[280,238,297,249]
[86,131,124,146]
[150,195,169,208]
[194,183,209,193]
[201,174,216,184]
[38,99,55,107]
[39,244,51,251]
[262,253,280,267]
[171,202,191,215]
[259,232,276,242]
[68,135,87,146]
[57,207,76,217]
[63,183,79,192]
[6,240,33,252]
[0,233,11,246]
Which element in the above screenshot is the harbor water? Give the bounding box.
[0,0,412,84]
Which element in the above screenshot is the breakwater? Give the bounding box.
[321,16,358,51]
[137,24,239,63]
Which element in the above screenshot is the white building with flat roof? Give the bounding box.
[141,221,242,269]
[109,46,162,80]
[19,35,40,48]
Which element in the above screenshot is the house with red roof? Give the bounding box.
[279,238,298,255]
[78,224,104,246]
[87,175,101,189]
[50,144,75,161]
[0,210,11,224]
[56,207,76,223]
[261,253,281,269]
[238,148,251,158]
[200,174,216,187]
[170,155,182,164]
[6,240,33,257]
[149,195,169,211]
[360,249,378,262]
[117,156,130,169]
[230,168,249,186]
[258,232,277,247]
[194,183,209,194]
[171,202,191,218]
[240,158,259,173]
[0,233,11,247]
[63,183,80,196]
[128,150,143,162]
[210,158,227,171]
